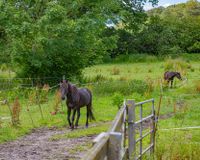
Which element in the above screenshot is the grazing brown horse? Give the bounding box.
[164,71,182,88]
[60,80,95,129]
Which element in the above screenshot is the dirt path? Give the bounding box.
[0,127,95,160]
[0,113,174,160]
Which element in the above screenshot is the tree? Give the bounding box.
[0,0,158,80]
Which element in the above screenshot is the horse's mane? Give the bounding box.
[68,83,80,103]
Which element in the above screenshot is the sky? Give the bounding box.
[144,0,197,10]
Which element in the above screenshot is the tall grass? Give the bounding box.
[164,58,191,76]
[92,80,149,96]
[103,53,200,64]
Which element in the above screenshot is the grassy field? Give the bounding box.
[0,57,200,159]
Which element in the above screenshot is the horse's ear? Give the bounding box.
[62,79,68,83]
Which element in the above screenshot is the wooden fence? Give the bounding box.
[82,99,156,160]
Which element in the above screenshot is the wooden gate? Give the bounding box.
[82,99,156,160]
[127,99,155,159]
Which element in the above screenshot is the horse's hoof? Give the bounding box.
[70,125,74,130]
[85,125,88,128]
[74,126,78,129]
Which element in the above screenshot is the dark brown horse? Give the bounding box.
[164,71,182,88]
[60,80,95,129]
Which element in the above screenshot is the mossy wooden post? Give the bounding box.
[150,100,155,154]
[126,100,135,159]
[36,88,44,120]
[108,132,123,160]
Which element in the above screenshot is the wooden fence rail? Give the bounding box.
[82,99,156,160]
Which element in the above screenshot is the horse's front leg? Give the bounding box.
[67,107,72,128]
[86,106,89,128]
[75,108,80,129]
[171,80,173,88]
[71,109,76,129]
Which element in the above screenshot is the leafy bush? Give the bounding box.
[112,92,124,109]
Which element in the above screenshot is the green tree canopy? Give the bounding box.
[0,0,158,79]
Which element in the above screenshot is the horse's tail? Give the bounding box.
[87,89,95,121]
[88,105,95,121]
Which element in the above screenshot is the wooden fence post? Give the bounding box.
[150,100,155,154]
[126,100,135,159]
[108,132,122,160]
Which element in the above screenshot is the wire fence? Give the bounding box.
[0,77,61,92]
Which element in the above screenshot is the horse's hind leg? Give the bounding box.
[86,106,89,128]
[75,108,80,128]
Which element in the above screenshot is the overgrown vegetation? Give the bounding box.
[0,0,200,159]
[0,59,200,159]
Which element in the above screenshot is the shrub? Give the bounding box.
[112,92,124,109]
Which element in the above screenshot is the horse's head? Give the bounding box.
[175,72,182,80]
[59,80,69,100]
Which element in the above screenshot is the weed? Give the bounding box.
[111,67,120,75]
[40,84,50,103]
[194,80,200,93]
[95,68,101,73]
[148,68,152,73]
[94,74,107,82]
[52,90,62,115]
[11,97,21,126]
[119,76,128,81]
[69,142,92,154]
[190,68,195,72]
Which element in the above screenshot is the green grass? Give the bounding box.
[51,123,110,140]
[0,93,118,143]
[0,57,200,159]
